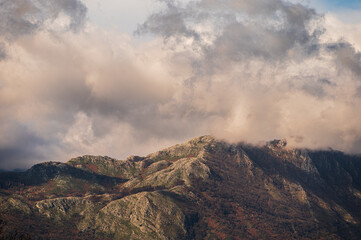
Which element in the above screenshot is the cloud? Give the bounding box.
[0,28,183,170]
[0,0,361,170]
[0,42,6,59]
[0,0,87,59]
[137,0,361,150]
[0,122,44,170]
[138,0,322,60]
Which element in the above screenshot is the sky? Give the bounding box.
[0,0,361,170]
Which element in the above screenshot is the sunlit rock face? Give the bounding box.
[1,136,361,239]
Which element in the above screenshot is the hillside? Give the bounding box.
[1,136,361,239]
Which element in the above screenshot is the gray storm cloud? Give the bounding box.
[0,0,86,59]
[0,0,361,170]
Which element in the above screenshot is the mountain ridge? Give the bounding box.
[1,135,361,239]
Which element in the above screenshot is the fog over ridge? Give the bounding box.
[0,0,360,170]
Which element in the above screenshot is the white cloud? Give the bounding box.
[322,13,361,51]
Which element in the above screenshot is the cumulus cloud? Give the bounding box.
[0,0,361,170]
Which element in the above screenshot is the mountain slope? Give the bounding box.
[0,136,361,239]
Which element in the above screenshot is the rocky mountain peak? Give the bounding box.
[268,138,288,148]
[1,136,361,239]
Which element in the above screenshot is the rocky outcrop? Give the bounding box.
[0,198,31,214]
[89,191,187,240]
[35,197,95,221]
[146,135,215,161]
[266,139,319,174]
[67,155,144,179]
[123,156,210,189]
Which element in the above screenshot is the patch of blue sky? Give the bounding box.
[326,0,361,8]
[302,0,361,23]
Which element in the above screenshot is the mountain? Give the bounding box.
[1,136,361,239]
